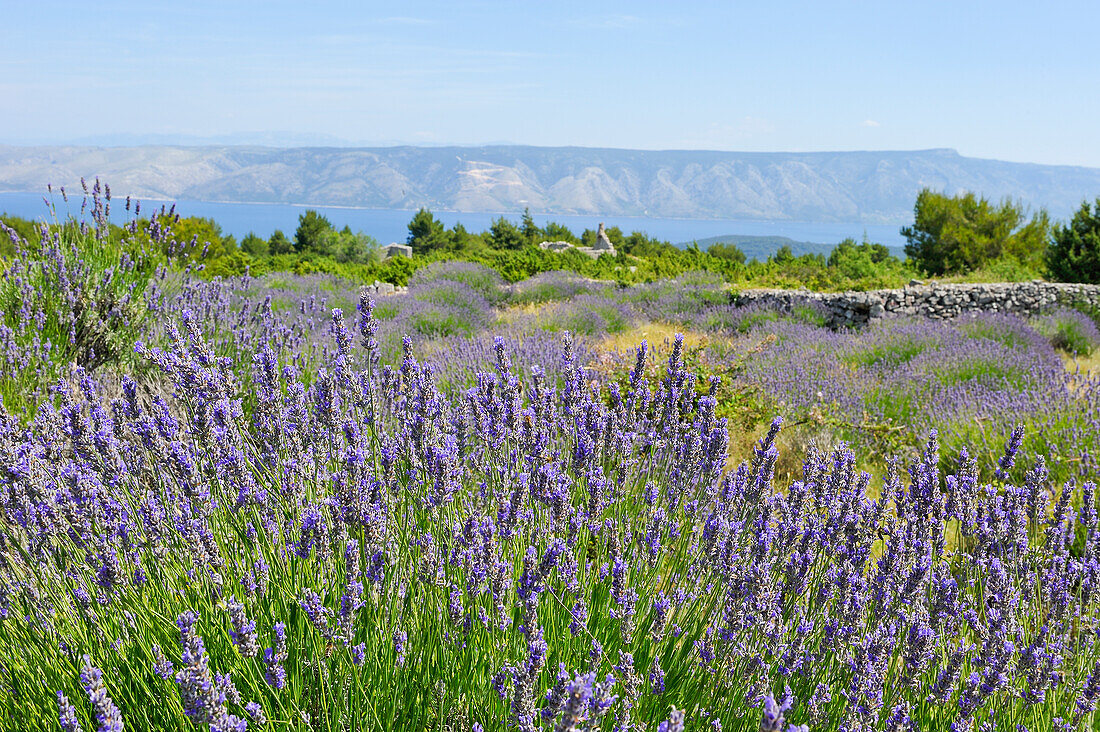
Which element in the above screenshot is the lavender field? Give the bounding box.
[7,195,1100,730]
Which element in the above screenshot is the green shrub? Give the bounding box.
[1046,197,1100,283]
[902,188,1050,275]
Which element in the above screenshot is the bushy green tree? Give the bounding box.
[771,244,795,264]
[325,227,380,264]
[828,237,892,267]
[488,216,525,250]
[1047,198,1100,283]
[204,250,251,277]
[619,231,676,257]
[824,237,902,280]
[706,241,747,264]
[295,210,334,254]
[542,221,580,244]
[902,189,1050,275]
[268,229,293,255]
[521,208,541,245]
[448,222,486,252]
[407,208,449,253]
[240,231,268,257]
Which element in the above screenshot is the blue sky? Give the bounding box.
[3,1,1099,166]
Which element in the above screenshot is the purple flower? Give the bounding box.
[650,656,666,695]
[299,589,333,638]
[658,707,685,732]
[79,656,123,732]
[225,597,258,658]
[996,424,1025,480]
[263,622,288,690]
[58,691,84,732]
[151,645,174,680]
[173,611,245,730]
[393,629,408,667]
[245,701,266,725]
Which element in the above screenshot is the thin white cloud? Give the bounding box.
[861,119,881,127]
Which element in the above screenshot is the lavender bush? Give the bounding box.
[1031,307,1100,356]
[409,261,507,304]
[516,293,639,336]
[689,301,829,335]
[736,313,1100,481]
[506,270,608,305]
[3,297,1100,730]
[0,181,173,414]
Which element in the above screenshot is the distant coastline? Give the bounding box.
[0,191,908,252]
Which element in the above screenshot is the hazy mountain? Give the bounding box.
[2,144,1099,223]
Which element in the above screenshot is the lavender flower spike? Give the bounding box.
[658,707,686,732]
[79,656,124,732]
[58,691,85,732]
[996,424,1025,480]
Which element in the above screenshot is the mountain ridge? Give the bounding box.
[2,144,1098,224]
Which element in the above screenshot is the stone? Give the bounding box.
[382,243,412,259]
[593,223,616,254]
[538,240,574,252]
[731,281,1100,329]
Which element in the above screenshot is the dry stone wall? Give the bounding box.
[734,281,1100,328]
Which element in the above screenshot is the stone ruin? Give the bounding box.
[382,243,413,259]
[593,222,616,254]
[536,222,616,259]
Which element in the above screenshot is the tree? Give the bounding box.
[826,237,902,280]
[449,222,483,252]
[707,241,746,264]
[294,210,334,254]
[902,189,1050,275]
[268,229,293,255]
[1047,197,1100,283]
[620,231,675,257]
[771,244,795,264]
[542,221,579,244]
[407,208,448,253]
[326,228,380,263]
[240,231,268,257]
[488,216,525,250]
[521,207,541,245]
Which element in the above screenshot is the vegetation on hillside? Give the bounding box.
[5,186,1100,296]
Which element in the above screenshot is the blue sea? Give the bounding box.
[0,191,907,252]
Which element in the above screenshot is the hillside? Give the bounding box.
[2,144,1100,223]
[683,234,843,259]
